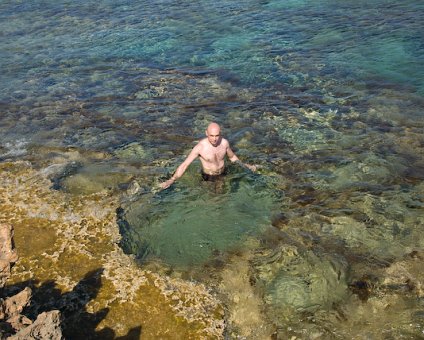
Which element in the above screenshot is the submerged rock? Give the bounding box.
[218,240,274,339]
[113,142,150,161]
[54,164,133,195]
[382,250,424,298]
[252,245,348,322]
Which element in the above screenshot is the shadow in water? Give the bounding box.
[3,268,142,339]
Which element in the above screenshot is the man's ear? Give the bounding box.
[205,129,208,136]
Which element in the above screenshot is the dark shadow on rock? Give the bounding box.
[3,268,143,339]
[115,326,143,340]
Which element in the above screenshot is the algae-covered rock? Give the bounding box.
[113,142,150,161]
[60,172,131,195]
[329,152,404,190]
[252,246,348,322]
[57,164,133,195]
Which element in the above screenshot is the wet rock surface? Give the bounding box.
[252,245,348,322]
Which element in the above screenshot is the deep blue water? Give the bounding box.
[1,0,423,103]
[1,0,422,156]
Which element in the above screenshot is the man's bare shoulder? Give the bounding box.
[196,138,209,148]
[191,138,207,152]
[220,138,230,147]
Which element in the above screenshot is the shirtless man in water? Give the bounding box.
[159,122,256,189]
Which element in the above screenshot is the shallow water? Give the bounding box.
[119,167,281,269]
[1,0,423,338]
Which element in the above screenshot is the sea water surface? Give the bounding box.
[1,0,423,338]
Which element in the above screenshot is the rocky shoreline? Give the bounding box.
[1,145,423,338]
[0,161,224,338]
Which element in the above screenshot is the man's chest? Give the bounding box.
[199,146,226,163]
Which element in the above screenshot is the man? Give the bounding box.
[159,122,256,189]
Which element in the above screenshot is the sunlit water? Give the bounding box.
[119,166,281,268]
[1,0,423,337]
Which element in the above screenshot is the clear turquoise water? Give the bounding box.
[1,0,423,337]
[119,167,281,268]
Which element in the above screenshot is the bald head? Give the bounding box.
[207,122,220,134]
[206,122,221,146]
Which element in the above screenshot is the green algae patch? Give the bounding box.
[0,161,225,338]
[60,171,133,195]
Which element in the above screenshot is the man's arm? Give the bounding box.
[226,146,256,172]
[159,145,201,189]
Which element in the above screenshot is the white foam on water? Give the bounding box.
[0,139,29,158]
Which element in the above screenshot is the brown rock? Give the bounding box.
[0,224,19,287]
[6,314,32,332]
[2,287,32,319]
[7,311,63,340]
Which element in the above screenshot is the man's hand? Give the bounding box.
[245,164,257,172]
[235,160,256,172]
[159,177,175,190]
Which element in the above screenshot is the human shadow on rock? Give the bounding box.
[4,268,142,339]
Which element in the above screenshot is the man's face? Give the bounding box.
[206,127,221,146]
